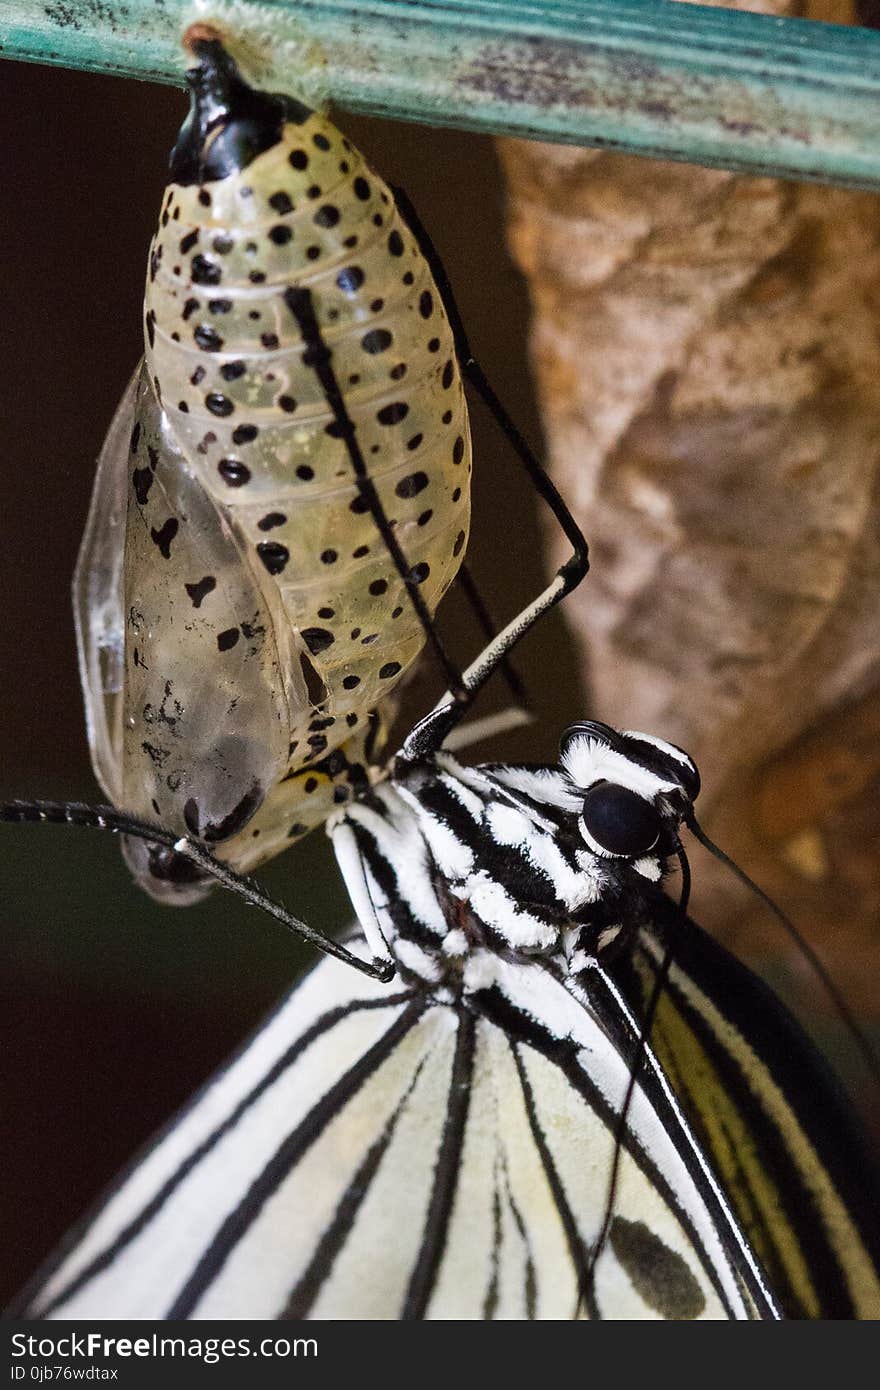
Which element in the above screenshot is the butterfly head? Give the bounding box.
[559,721,700,867]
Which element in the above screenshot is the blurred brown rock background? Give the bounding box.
[498,0,880,1035]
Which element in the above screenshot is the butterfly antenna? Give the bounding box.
[391,186,588,578]
[1,798,395,983]
[685,812,880,1089]
[577,849,690,1316]
[392,184,589,759]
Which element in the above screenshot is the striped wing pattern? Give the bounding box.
[23,955,753,1320]
[618,912,880,1319]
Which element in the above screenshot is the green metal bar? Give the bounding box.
[3,0,880,188]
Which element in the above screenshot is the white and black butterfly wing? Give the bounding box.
[18,957,409,1319]
[17,943,763,1321]
[615,898,880,1320]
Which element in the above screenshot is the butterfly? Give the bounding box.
[11,706,880,1319]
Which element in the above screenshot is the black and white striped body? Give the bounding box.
[336,737,685,988]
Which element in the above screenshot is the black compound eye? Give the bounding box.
[580,782,662,858]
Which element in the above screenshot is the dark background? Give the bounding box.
[0,57,584,1304]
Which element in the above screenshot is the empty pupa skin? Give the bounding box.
[75,42,472,897]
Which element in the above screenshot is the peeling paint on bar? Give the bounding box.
[3,0,880,187]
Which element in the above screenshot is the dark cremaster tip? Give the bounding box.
[120,833,213,906]
[147,843,209,886]
[170,36,312,187]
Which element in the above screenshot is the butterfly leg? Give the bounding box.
[329,817,395,974]
[391,186,589,762]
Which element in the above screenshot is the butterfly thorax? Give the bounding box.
[338,721,701,994]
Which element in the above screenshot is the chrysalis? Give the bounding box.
[75,37,472,902]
